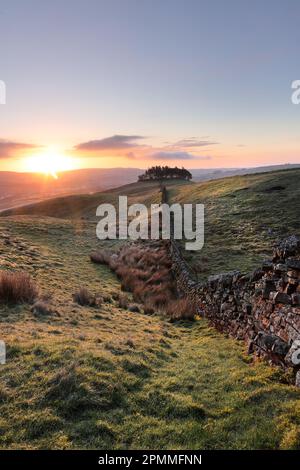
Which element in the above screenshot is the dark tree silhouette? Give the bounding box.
[138,166,192,181]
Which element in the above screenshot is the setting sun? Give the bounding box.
[23,147,74,177]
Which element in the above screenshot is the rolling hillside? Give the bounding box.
[0,168,143,212]
[0,169,299,450]
[3,168,299,277]
[0,181,168,219]
[169,168,300,278]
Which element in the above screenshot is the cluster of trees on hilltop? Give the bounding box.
[138,166,192,181]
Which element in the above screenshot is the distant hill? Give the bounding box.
[191,163,300,181]
[0,165,300,211]
[2,166,299,236]
[0,163,298,212]
[0,168,143,211]
[0,180,171,219]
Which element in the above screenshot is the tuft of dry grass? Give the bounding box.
[31,300,53,316]
[92,241,190,319]
[143,303,155,315]
[105,242,178,315]
[165,298,196,322]
[118,293,129,309]
[89,225,194,323]
[73,287,101,307]
[151,291,172,308]
[90,250,112,265]
[0,271,38,304]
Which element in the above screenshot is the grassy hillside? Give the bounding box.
[0,215,300,449]
[0,169,300,449]
[3,168,299,278]
[168,168,300,279]
[0,181,182,219]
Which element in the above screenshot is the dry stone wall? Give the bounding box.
[169,236,300,384]
[163,187,300,384]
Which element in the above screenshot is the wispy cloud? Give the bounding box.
[147,151,211,161]
[73,134,215,162]
[74,135,145,152]
[170,138,219,148]
[0,140,38,158]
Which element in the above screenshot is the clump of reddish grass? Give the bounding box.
[90,242,190,318]
[152,292,171,308]
[73,288,101,307]
[90,250,111,265]
[165,298,196,322]
[107,242,178,314]
[118,293,129,309]
[143,303,155,315]
[0,271,38,304]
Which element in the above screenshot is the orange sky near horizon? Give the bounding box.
[0,137,299,175]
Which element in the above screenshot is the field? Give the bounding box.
[169,168,300,279]
[0,169,300,449]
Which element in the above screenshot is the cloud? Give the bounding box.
[171,138,219,148]
[0,140,38,158]
[73,134,215,162]
[147,151,211,161]
[74,135,145,152]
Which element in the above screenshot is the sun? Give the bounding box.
[23,146,74,178]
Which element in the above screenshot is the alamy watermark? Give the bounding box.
[291,80,300,104]
[96,196,204,251]
[0,341,6,365]
[0,80,6,104]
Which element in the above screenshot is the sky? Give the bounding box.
[0,0,300,173]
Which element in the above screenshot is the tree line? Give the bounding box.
[138,166,192,181]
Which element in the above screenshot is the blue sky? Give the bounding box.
[0,0,300,170]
